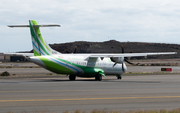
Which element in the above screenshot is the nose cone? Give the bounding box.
[30,56,46,68]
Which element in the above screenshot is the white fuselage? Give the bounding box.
[30,54,127,77]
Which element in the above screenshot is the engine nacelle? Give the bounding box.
[110,57,124,63]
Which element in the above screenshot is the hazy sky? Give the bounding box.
[1,0,180,52]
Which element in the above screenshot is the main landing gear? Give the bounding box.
[69,74,76,81]
[95,74,102,81]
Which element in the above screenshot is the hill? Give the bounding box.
[48,40,179,59]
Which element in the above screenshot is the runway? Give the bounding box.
[1,75,180,112]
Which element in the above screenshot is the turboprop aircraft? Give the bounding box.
[7,20,177,81]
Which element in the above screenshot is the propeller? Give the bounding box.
[121,45,134,65]
[112,45,134,71]
[113,63,117,67]
[121,45,134,72]
[121,45,142,66]
[124,58,133,65]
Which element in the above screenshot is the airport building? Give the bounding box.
[0,53,4,61]
[0,53,27,62]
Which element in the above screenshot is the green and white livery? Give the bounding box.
[8,20,177,81]
[29,20,59,56]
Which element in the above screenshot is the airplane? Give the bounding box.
[7,20,177,81]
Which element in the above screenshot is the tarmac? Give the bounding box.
[0,63,180,112]
[0,74,180,112]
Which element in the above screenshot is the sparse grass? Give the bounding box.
[6,66,12,68]
[47,73,53,75]
[62,108,180,113]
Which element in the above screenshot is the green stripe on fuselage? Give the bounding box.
[51,56,99,77]
[38,57,73,74]
[37,55,105,77]
[53,56,105,77]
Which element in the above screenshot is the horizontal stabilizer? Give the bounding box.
[8,25,60,28]
[4,53,34,57]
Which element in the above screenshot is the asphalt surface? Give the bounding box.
[1,74,180,113]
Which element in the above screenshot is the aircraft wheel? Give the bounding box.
[117,75,122,79]
[95,74,102,81]
[69,75,76,81]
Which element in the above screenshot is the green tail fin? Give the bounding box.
[29,20,59,56]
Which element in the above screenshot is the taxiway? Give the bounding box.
[0,74,180,112]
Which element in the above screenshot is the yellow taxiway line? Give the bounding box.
[1,96,180,103]
[1,88,180,93]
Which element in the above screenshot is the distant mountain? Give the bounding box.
[32,40,180,59]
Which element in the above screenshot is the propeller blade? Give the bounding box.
[113,63,117,67]
[122,63,125,72]
[124,58,133,65]
[121,45,134,65]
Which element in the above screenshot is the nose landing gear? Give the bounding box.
[117,75,122,79]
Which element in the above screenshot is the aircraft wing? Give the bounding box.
[3,53,34,57]
[89,52,177,58]
[3,52,177,58]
